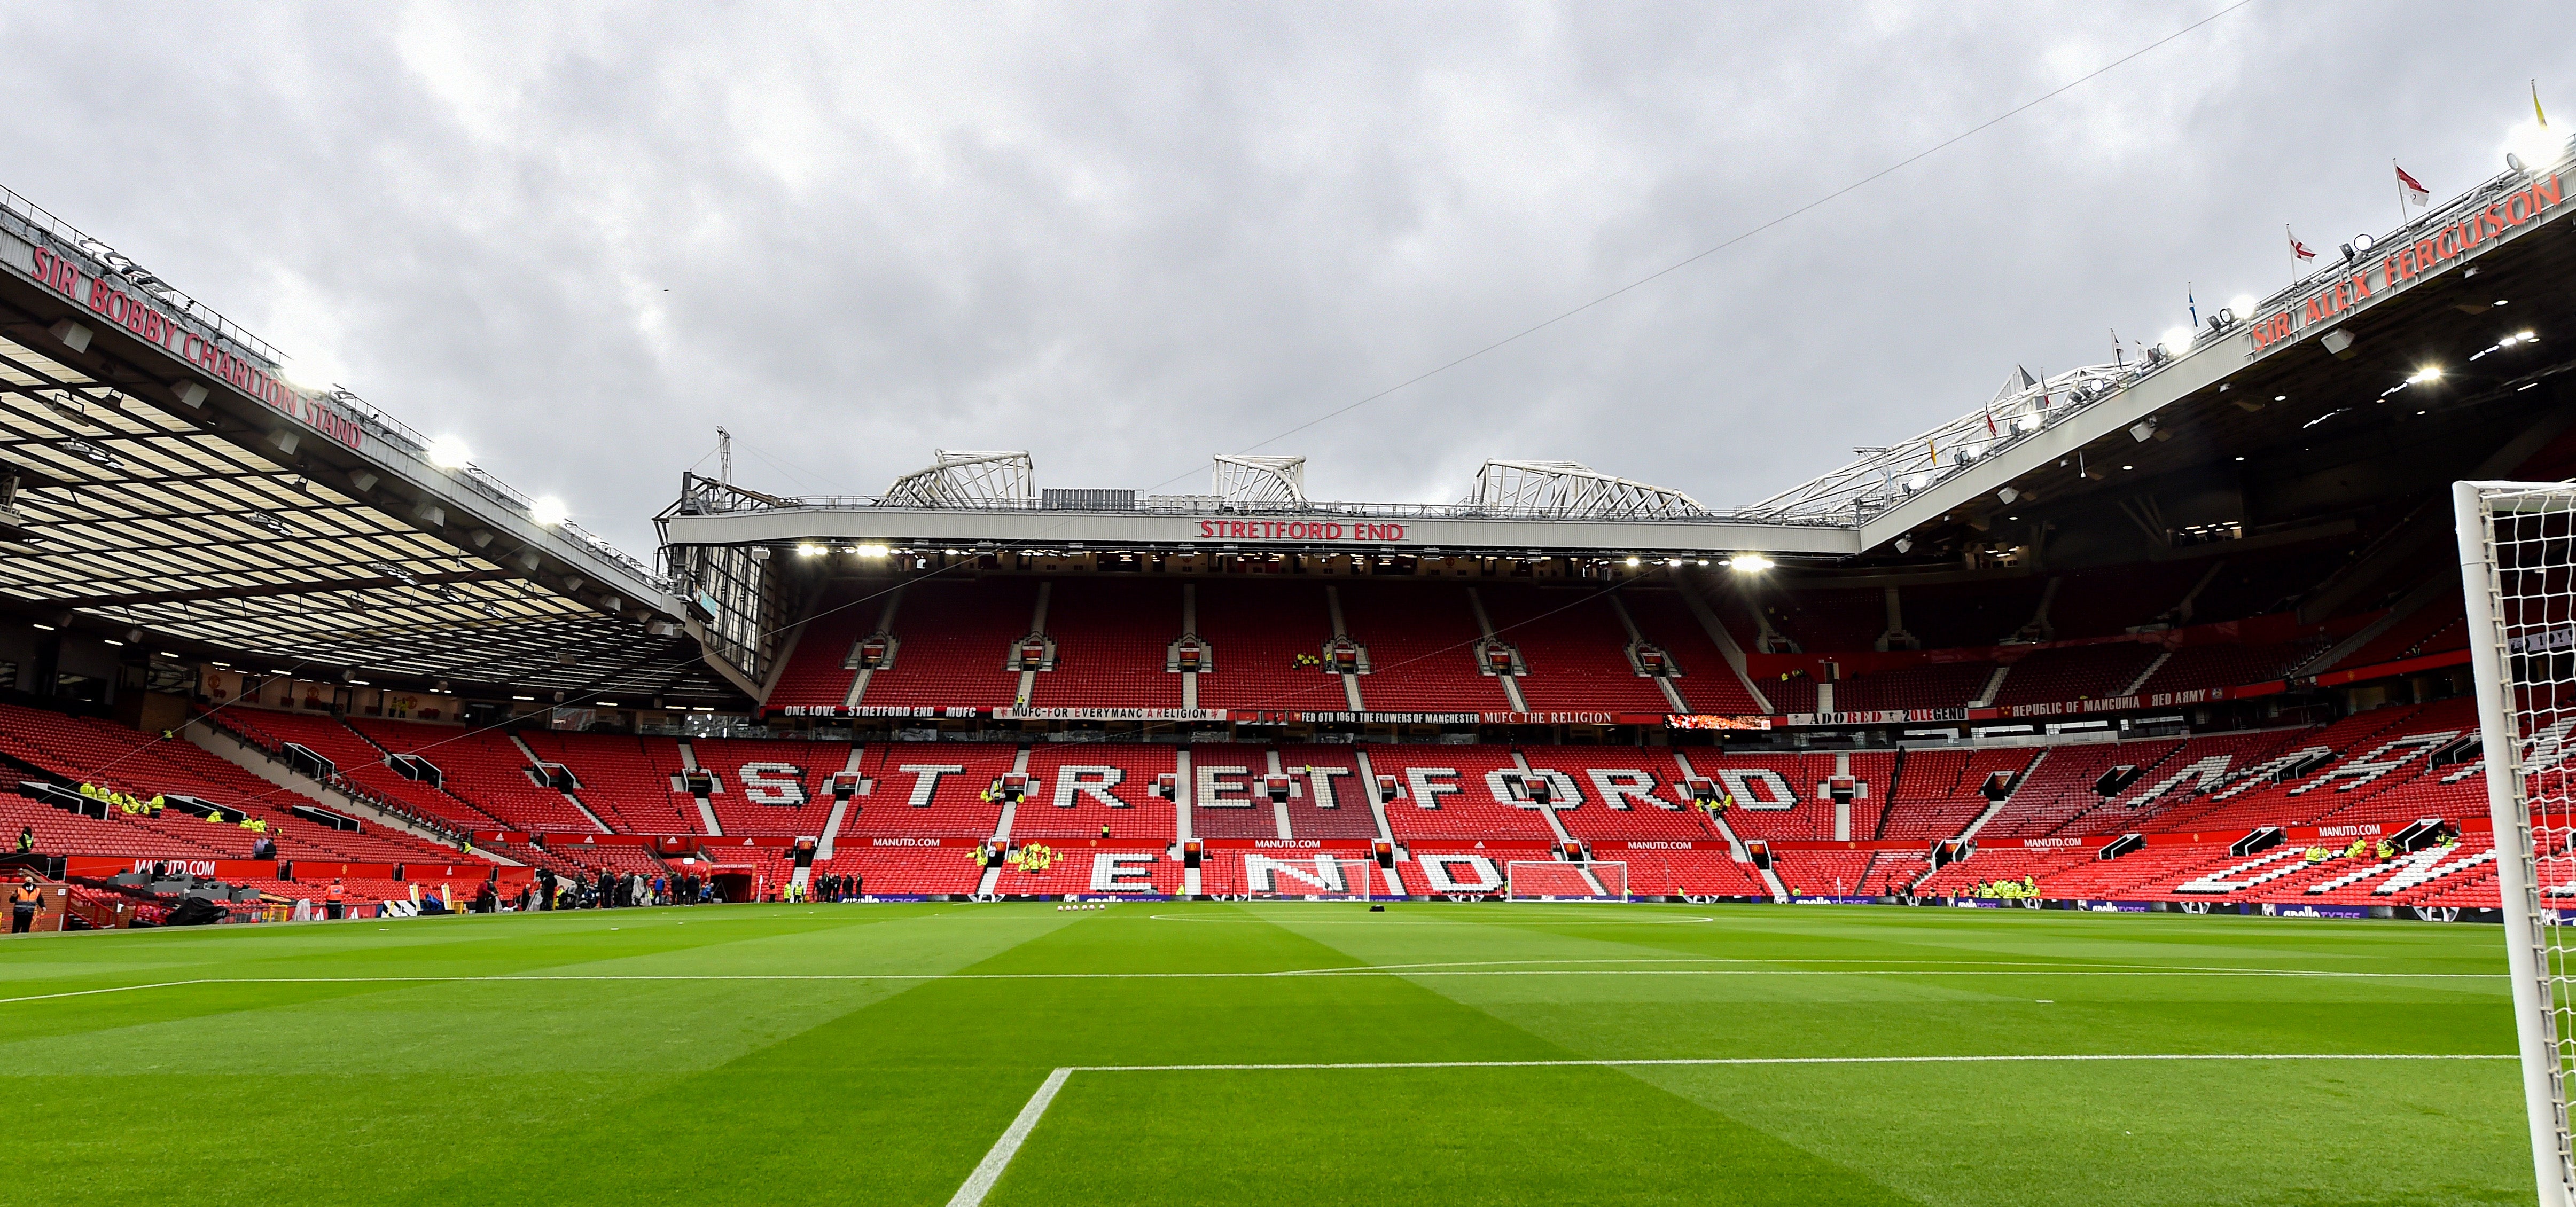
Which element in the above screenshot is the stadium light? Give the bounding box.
[2407,366,2443,384]
[795,543,826,557]
[1727,554,1774,573]
[2506,121,2556,175]
[427,435,472,469]
[2157,326,2193,354]
[1624,556,1641,567]
[2351,233,2375,255]
[855,543,891,558]
[2227,294,2255,316]
[530,496,568,526]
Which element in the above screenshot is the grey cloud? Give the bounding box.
[1,1,2567,552]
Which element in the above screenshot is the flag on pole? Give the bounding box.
[2288,227,2316,261]
[2396,164,2430,208]
[2188,285,2198,327]
[2537,80,2550,129]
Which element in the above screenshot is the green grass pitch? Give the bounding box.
[0,902,2538,1205]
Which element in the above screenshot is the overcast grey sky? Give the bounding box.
[3,1,2569,553]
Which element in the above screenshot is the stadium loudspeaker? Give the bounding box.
[514,551,541,573]
[348,471,379,493]
[174,382,207,408]
[413,503,445,527]
[598,595,623,614]
[2320,329,2357,357]
[46,319,90,352]
[646,620,680,637]
[270,429,299,456]
[2127,420,2156,443]
[1995,487,2018,505]
[467,529,494,548]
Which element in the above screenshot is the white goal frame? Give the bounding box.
[2458,480,2576,1207]
[1504,860,1628,903]
[1236,855,1383,901]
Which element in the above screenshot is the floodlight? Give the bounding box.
[2157,326,2194,354]
[855,543,891,558]
[1624,556,1641,567]
[794,543,826,557]
[2504,120,2555,174]
[529,496,568,526]
[1727,554,1774,573]
[2352,233,2375,254]
[426,435,472,468]
[2227,294,2255,316]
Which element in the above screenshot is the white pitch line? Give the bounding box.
[1060,1052,2518,1072]
[943,1052,2512,1202]
[0,966,2501,1004]
[946,1067,1071,1207]
[0,979,214,1005]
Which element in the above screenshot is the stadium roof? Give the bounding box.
[0,184,752,706]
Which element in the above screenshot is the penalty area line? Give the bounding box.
[946,1052,2510,1204]
[947,1067,1071,1207]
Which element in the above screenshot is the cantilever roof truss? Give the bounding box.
[1463,460,1709,520]
[0,329,732,699]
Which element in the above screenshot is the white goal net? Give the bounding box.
[1236,855,1383,900]
[1505,861,1627,903]
[2459,480,2576,1206]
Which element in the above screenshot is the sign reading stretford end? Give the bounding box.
[20,244,363,452]
[2249,169,2564,355]
[1195,519,1409,543]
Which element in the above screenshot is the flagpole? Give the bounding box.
[2393,158,2406,225]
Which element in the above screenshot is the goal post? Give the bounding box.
[1505,861,1627,903]
[2456,480,2576,1207]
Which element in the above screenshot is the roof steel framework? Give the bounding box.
[1463,459,1709,520]
[0,327,729,696]
[0,185,742,704]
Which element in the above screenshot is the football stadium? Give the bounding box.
[12,65,2576,1207]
